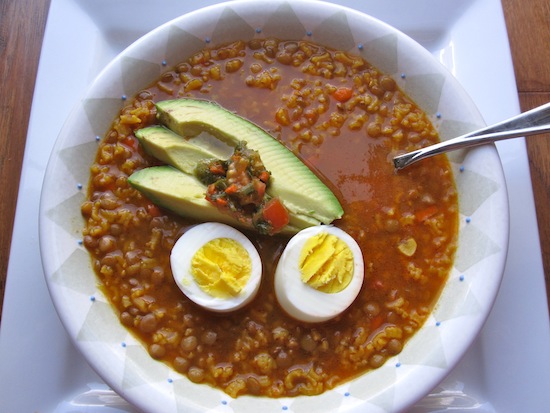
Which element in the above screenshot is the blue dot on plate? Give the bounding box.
[459,275,465,282]
[205,37,211,43]
[90,295,95,302]
[436,321,441,327]
[466,217,471,223]
[282,406,288,411]
[221,400,228,405]
[344,392,350,397]
[121,342,127,348]
[95,135,101,142]
[255,27,262,33]
[396,362,401,368]
[459,165,465,172]
[358,43,364,50]
[400,73,406,79]
[306,30,312,36]
[162,60,167,66]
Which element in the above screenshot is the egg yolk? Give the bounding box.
[299,232,354,293]
[190,238,252,298]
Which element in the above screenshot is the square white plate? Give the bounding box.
[1,1,549,412]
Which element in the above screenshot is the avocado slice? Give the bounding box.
[156,98,344,224]
[136,126,217,175]
[128,165,307,235]
[136,126,232,174]
[134,126,323,233]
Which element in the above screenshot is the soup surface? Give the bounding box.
[81,39,458,398]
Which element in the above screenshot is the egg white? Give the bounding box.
[170,222,262,312]
[274,225,364,323]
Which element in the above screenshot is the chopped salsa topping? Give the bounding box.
[194,141,290,235]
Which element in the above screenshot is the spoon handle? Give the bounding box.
[393,101,550,170]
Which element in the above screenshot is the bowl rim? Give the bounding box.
[39,1,509,412]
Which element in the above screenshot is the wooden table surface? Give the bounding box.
[0,0,549,324]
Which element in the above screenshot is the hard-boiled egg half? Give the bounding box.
[274,225,364,323]
[170,222,262,312]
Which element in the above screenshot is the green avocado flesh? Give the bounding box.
[130,98,343,234]
[136,126,221,175]
[129,166,306,235]
[129,165,230,222]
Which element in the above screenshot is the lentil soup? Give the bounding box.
[81,39,458,398]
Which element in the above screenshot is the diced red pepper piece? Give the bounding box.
[216,197,228,207]
[333,87,353,102]
[415,205,438,222]
[259,171,270,183]
[209,163,226,175]
[253,179,266,200]
[225,184,239,195]
[262,198,289,232]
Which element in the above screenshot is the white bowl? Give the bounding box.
[39,1,509,412]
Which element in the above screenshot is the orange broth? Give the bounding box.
[81,39,458,398]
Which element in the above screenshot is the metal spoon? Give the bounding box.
[393,101,550,170]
